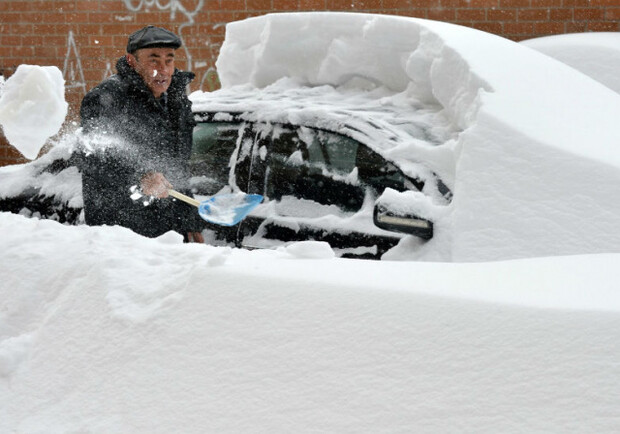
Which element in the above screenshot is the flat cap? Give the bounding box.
[127,25,181,53]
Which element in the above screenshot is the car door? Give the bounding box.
[239,124,414,258]
[190,118,263,244]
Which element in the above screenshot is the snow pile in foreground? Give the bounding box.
[521,32,620,94]
[2,211,620,433]
[209,12,620,261]
[0,65,68,160]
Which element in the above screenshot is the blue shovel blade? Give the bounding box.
[198,193,263,226]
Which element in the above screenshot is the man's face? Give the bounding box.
[127,47,176,98]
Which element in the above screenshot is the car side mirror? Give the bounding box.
[373,204,433,240]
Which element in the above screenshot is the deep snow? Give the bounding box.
[2,12,620,433]
[2,213,620,433]
[521,32,620,95]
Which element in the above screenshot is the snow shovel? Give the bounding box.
[168,189,263,226]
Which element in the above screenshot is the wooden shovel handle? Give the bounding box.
[168,189,200,208]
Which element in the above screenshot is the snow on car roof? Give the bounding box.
[190,78,458,192]
[191,79,455,149]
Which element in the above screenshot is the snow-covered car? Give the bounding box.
[0,91,452,259]
[187,89,453,258]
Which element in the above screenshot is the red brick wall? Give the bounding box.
[1,0,619,165]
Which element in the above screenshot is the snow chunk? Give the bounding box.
[282,241,336,259]
[0,65,68,160]
[156,230,185,244]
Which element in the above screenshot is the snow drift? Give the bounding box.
[2,212,620,433]
[521,32,620,95]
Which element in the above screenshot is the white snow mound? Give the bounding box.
[2,212,620,432]
[0,65,68,160]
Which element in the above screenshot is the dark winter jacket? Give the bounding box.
[79,56,202,238]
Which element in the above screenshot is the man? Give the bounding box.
[80,25,204,242]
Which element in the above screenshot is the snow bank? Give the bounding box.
[0,65,68,160]
[521,32,620,95]
[214,13,620,261]
[2,212,620,432]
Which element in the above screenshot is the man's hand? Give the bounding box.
[141,172,171,198]
[186,232,204,243]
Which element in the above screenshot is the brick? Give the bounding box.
[76,0,101,11]
[246,0,273,9]
[38,0,77,11]
[218,0,246,9]
[300,0,327,9]
[589,0,620,5]
[273,0,301,9]
[20,35,44,46]
[518,8,550,20]
[15,46,36,57]
[531,0,562,5]
[384,0,440,8]
[574,8,604,20]
[487,8,517,20]
[549,8,573,20]
[562,0,593,6]
[428,8,457,20]
[1,12,23,23]
[606,8,620,19]
[499,0,530,7]
[458,0,498,6]
[588,21,620,31]
[457,8,487,20]
[2,35,21,46]
[99,0,127,12]
[534,21,564,33]
[504,22,535,33]
[565,22,587,32]
[471,22,504,33]
[7,1,33,11]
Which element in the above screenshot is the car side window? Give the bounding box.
[355,145,422,193]
[266,127,363,211]
[317,130,358,174]
[191,122,242,194]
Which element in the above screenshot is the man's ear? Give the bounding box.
[126,53,137,68]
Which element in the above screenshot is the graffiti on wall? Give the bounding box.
[122,0,221,91]
[63,31,87,95]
